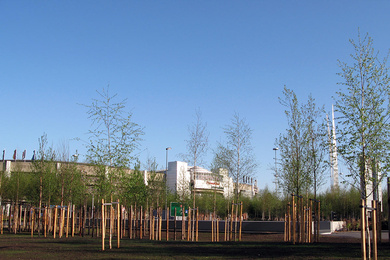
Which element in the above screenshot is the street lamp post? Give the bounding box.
[273,148,279,193]
[165,147,171,210]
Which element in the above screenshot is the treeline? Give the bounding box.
[2,158,379,224]
[244,187,367,222]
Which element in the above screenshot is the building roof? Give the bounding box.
[188,165,212,174]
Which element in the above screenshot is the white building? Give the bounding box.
[166,161,258,199]
[363,160,383,211]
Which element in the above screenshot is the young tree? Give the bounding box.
[277,87,311,196]
[334,32,390,200]
[277,88,328,200]
[144,156,165,209]
[31,133,59,235]
[2,165,32,233]
[32,133,59,206]
[121,162,148,207]
[176,165,191,205]
[84,87,144,201]
[304,95,328,199]
[213,113,257,203]
[56,141,85,207]
[183,109,209,208]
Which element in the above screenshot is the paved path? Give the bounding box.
[323,230,389,240]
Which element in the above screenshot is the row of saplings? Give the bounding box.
[2,196,380,258]
[283,194,382,260]
[0,200,246,250]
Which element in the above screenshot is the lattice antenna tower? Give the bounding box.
[326,105,339,190]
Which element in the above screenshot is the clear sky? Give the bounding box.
[1,1,390,191]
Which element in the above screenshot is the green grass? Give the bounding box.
[0,233,389,259]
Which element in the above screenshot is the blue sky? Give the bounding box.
[1,1,390,191]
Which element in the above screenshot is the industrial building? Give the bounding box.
[166,161,258,199]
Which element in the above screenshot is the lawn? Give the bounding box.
[0,233,389,259]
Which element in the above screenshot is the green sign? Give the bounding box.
[170,202,188,217]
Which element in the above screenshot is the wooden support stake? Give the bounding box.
[139,207,142,239]
[109,204,113,249]
[59,207,63,238]
[159,210,162,240]
[284,213,287,242]
[155,210,158,241]
[224,217,227,241]
[96,208,100,238]
[143,207,145,239]
[102,199,105,251]
[300,198,303,243]
[239,202,243,241]
[135,206,138,239]
[372,200,377,260]
[181,205,185,240]
[53,206,58,239]
[309,206,312,243]
[174,208,177,241]
[286,205,290,242]
[66,204,70,238]
[149,208,152,240]
[230,201,234,241]
[121,206,124,239]
[155,208,158,240]
[0,206,3,235]
[12,204,16,234]
[196,208,199,242]
[154,214,157,241]
[377,201,381,244]
[117,200,120,249]
[17,204,21,233]
[361,199,366,260]
[211,214,214,242]
[187,207,191,241]
[388,177,390,242]
[216,218,219,242]
[292,195,296,244]
[31,208,34,238]
[23,206,27,232]
[44,207,47,238]
[166,206,169,241]
[83,202,87,237]
[72,205,75,237]
[129,206,132,239]
[303,206,306,243]
[180,205,185,240]
[317,201,320,242]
